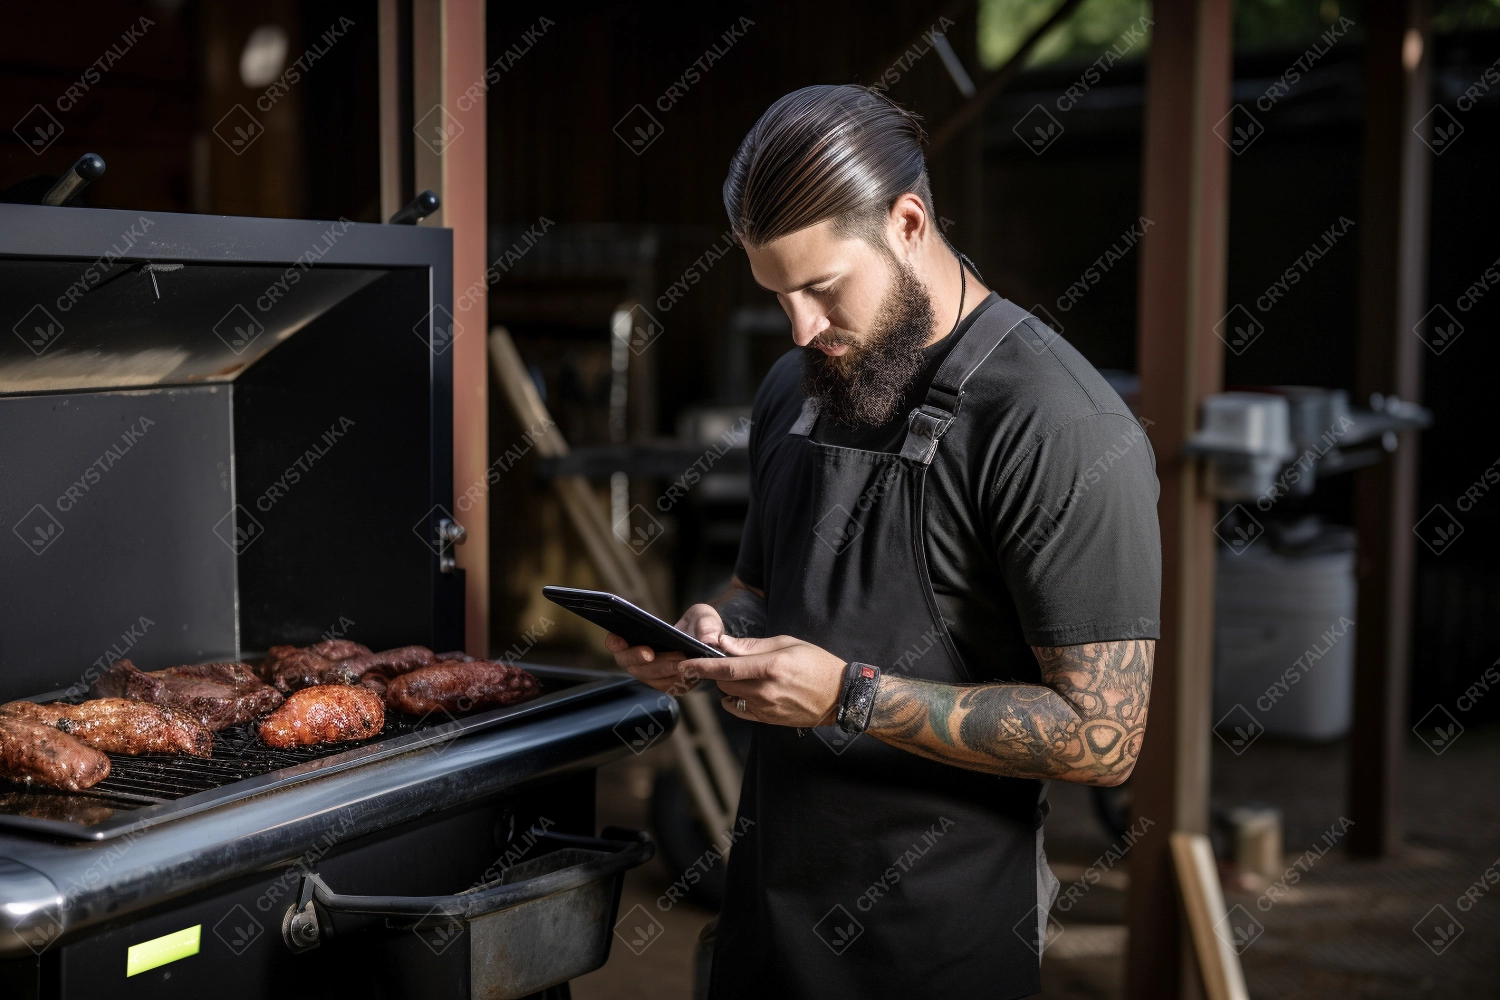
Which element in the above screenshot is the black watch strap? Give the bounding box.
[835,662,881,736]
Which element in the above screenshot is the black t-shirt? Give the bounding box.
[735,292,1161,684]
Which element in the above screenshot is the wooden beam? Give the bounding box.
[377,0,407,222]
[1347,0,1431,858]
[1126,0,1233,997]
[1171,833,1251,1000]
[413,0,490,656]
[926,0,1085,153]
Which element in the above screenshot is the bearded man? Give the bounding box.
[608,84,1161,999]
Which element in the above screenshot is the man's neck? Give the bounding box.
[921,244,991,348]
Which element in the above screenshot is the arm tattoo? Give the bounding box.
[866,640,1154,784]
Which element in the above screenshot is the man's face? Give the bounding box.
[746,218,936,426]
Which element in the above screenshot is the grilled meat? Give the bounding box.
[261,647,338,692]
[0,699,212,757]
[91,660,283,731]
[385,661,541,716]
[0,715,110,791]
[257,685,385,748]
[264,643,437,693]
[308,639,371,661]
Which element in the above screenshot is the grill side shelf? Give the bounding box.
[0,664,635,841]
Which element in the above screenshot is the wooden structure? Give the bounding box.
[1348,0,1432,858]
[1125,0,1233,995]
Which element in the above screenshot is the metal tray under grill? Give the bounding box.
[0,663,635,841]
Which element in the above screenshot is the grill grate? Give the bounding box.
[0,665,626,838]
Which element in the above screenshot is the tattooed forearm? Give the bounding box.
[866,640,1154,785]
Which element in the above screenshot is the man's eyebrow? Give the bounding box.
[787,272,839,293]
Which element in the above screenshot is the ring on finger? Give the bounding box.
[735,697,747,714]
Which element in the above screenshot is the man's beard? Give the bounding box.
[801,258,936,428]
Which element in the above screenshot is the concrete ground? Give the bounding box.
[573,725,1500,999]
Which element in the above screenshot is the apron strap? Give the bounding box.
[900,297,1035,465]
[788,397,820,436]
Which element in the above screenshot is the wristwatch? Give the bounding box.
[835,661,882,736]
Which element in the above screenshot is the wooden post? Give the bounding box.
[1347,0,1431,858]
[1126,0,1232,996]
[412,0,490,656]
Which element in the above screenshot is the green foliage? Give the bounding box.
[977,0,1496,71]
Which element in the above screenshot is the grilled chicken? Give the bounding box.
[263,643,438,693]
[91,660,283,731]
[0,699,212,757]
[0,715,110,791]
[257,685,385,748]
[385,661,541,716]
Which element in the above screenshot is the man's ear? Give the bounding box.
[886,192,929,259]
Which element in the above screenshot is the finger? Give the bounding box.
[623,652,687,681]
[721,694,758,721]
[610,640,655,665]
[679,654,774,683]
[716,634,799,656]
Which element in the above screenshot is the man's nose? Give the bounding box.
[789,307,830,347]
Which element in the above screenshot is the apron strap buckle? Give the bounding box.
[901,402,957,464]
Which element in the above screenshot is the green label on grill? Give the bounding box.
[125,924,200,977]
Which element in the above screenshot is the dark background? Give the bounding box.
[2,0,1496,720]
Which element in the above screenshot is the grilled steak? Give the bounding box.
[0,699,213,757]
[385,661,541,716]
[90,660,283,731]
[264,644,437,693]
[0,715,110,791]
[308,639,371,661]
[257,685,385,748]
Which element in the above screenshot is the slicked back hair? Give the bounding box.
[723,85,934,251]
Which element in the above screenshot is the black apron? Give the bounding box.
[709,298,1050,1000]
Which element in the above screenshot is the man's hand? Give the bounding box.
[683,634,846,728]
[605,603,724,694]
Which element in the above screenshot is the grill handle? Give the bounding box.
[304,826,651,920]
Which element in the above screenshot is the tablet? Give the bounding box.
[543,586,727,659]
